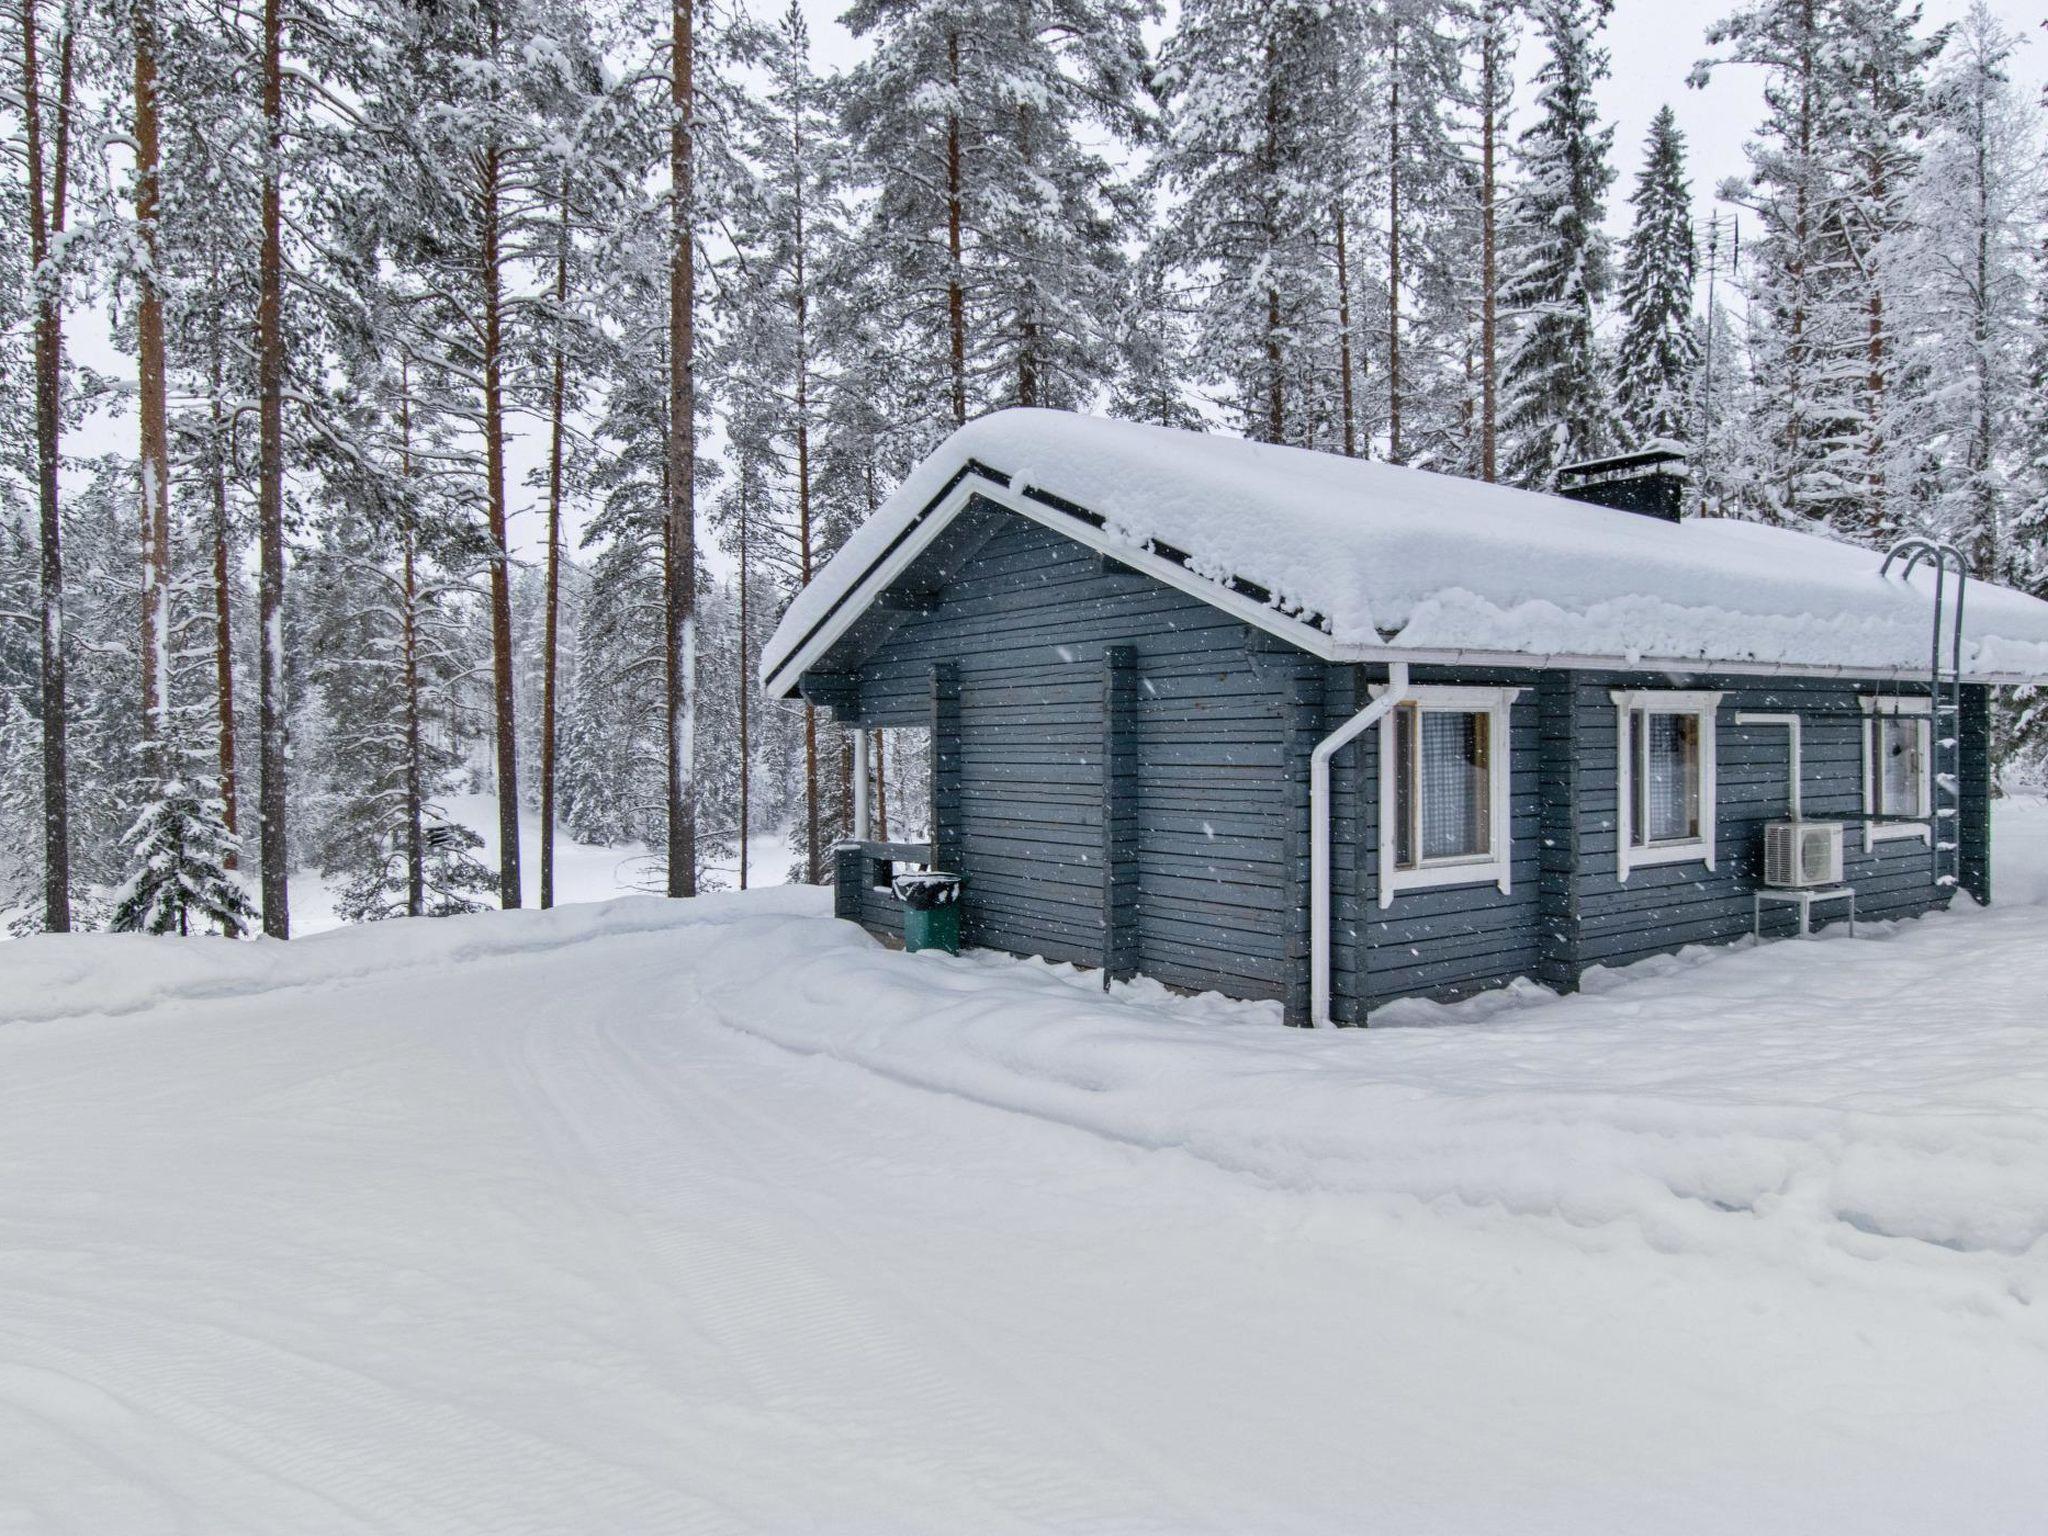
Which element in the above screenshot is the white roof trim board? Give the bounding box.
[761,409,2048,697]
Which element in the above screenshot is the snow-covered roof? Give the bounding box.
[762,409,2048,695]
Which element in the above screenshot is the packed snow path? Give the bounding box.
[4,816,2048,1533]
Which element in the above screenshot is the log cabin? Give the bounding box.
[760,410,2048,1025]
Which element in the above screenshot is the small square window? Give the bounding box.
[1611,690,1721,879]
[1631,710,1700,847]
[1861,700,1932,848]
[1378,686,1520,906]
[1870,716,1926,818]
[1393,706,1492,869]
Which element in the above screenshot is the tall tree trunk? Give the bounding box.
[1784,0,1815,515]
[792,105,820,883]
[666,0,698,897]
[21,0,73,930]
[1387,28,1404,464]
[1480,4,1500,483]
[209,389,238,868]
[256,0,290,935]
[1970,84,1996,575]
[480,4,521,908]
[1864,154,1888,537]
[1014,0,1038,407]
[133,0,171,782]
[540,166,569,910]
[946,29,966,427]
[736,508,749,891]
[400,369,424,918]
[1334,193,1357,458]
[1262,42,1283,444]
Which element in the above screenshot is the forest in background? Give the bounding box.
[2,0,2045,938]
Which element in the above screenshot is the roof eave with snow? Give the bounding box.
[762,411,2048,698]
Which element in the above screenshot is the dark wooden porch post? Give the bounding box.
[1100,645,1138,987]
[1958,684,1992,907]
[929,663,962,877]
[1281,657,1323,1027]
[1535,669,1585,992]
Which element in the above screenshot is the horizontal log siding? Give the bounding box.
[1345,665,1545,1009]
[841,510,1295,1000]
[815,501,1967,1018]
[1557,671,1949,977]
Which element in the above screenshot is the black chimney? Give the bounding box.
[1555,442,1689,523]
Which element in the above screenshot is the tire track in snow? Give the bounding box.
[491,943,1227,1534]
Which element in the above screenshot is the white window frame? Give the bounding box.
[1611,689,1722,881]
[1375,684,1522,907]
[1859,695,1933,851]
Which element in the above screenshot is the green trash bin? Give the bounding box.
[893,871,963,954]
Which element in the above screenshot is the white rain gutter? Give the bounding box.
[1310,661,1409,1028]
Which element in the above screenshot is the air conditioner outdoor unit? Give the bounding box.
[1764,821,1844,889]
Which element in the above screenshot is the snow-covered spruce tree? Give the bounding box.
[296,353,498,923]
[560,227,671,858]
[840,0,1151,429]
[1152,0,1349,446]
[1614,105,1701,448]
[109,771,255,937]
[1891,1,2035,576]
[1499,0,1618,490]
[1371,0,1469,465]
[0,695,44,935]
[1469,0,1519,481]
[723,0,856,884]
[1109,251,1205,430]
[1695,0,1938,533]
[353,0,605,911]
[46,460,141,922]
[1696,1,1847,523]
[0,518,43,933]
[1828,0,1946,544]
[1996,236,2048,784]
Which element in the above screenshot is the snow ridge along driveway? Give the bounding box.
[3,813,2047,1533]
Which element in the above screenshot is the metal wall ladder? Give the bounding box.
[1879,537,1968,892]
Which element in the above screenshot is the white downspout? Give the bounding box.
[1311,661,1409,1028]
[853,727,871,842]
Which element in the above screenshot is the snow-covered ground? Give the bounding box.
[289,793,790,934]
[3,808,2046,1533]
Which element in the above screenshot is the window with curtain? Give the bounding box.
[1393,705,1491,868]
[1630,710,1700,847]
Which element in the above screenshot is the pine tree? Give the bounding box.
[1472,0,1517,481]
[1500,0,1617,489]
[842,0,1150,432]
[110,775,255,937]
[1153,0,1347,445]
[9,0,80,932]
[1891,1,2033,573]
[1829,0,1946,542]
[1374,0,1466,464]
[1696,0,1940,532]
[1614,105,1701,446]
[727,1,851,885]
